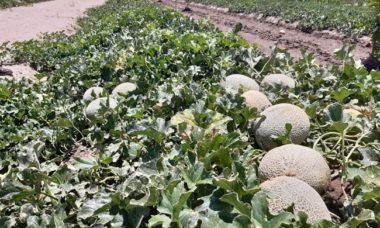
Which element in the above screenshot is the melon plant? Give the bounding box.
[364,0,380,70]
[254,103,310,150]
[258,144,331,193]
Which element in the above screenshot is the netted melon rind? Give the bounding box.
[261,74,296,89]
[260,176,332,223]
[258,144,330,192]
[222,74,260,91]
[241,90,272,112]
[254,103,310,150]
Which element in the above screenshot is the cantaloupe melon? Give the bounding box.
[85,97,118,119]
[112,82,137,96]
[261,74,296,89]
[222,74,260,91]
[258,144,330,193]
[254,103,310,150]
[241,90,272,112]
[343,108,362,119]
[260,176,331,223]
[83,87,105,102]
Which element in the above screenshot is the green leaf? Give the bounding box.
[130,128,166,144]
[157,182,194,222]
[52,117,73,129]
[326,103,343,122]
[332,88,354,103]
[77,197,111,220]
[72,156,97,170]
[343,209,376,227]
[213,176,245,197]
[199,211,230,228]
[220,192,251,218]
[148,215,171,228]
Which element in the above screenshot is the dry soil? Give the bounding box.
[160,0,372,65]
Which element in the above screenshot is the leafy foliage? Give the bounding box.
[369,0,380,59]
[0,0,379,227]
[186,0,376,37]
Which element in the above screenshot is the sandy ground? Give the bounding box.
[0,0,107,43]
[160,0,371,65]
[0,0,107,81]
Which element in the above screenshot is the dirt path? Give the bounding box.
[0,0,107,43]
[160,0,371,64]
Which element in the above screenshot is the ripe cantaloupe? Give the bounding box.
[254,103,310,150]
[83,87,105,102]
[241,90,272,112]
[222,74,260,91]
[258,144,330,193]
[261,74,296,89]
[260,176,331,223]
[85,97,118,119]
[112,82,137,96]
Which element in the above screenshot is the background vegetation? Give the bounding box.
[186,0,376,37]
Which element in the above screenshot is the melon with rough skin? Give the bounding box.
[260,176,332,223]
[254,103,310,150]
[85,97,118,119]
[241,90,272,112]
[222,74,260,91]
[112,82,137,96]
[261,74,296,89]
[83,87,105,102]
[258,144,330,193]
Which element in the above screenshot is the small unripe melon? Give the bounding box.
[241,90,272,112]
[254,103,310,150]
[83,87,104,102]
[343,109,362,119]
[258,144,330,193]
[222,74,260,91]
[261,74,296,89]
[85,97,118,119]
[112,82,137,96]
[260,176,331,223]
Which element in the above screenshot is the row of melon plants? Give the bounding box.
[0,0,379,226]
[182,0,375,37]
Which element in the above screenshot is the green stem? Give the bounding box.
[345,133,368,164]
[313,132,341,150]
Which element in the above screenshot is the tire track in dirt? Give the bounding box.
[160,0,371,65]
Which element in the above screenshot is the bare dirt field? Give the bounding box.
[0,0,106,43]
[160,0,372,65]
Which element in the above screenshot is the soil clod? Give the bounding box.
[182,6,192,12]
[0,67,13,76]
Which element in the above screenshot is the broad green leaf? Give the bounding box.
[220,192,251,218]
[77,197,111,220]
[148,215,171,228]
